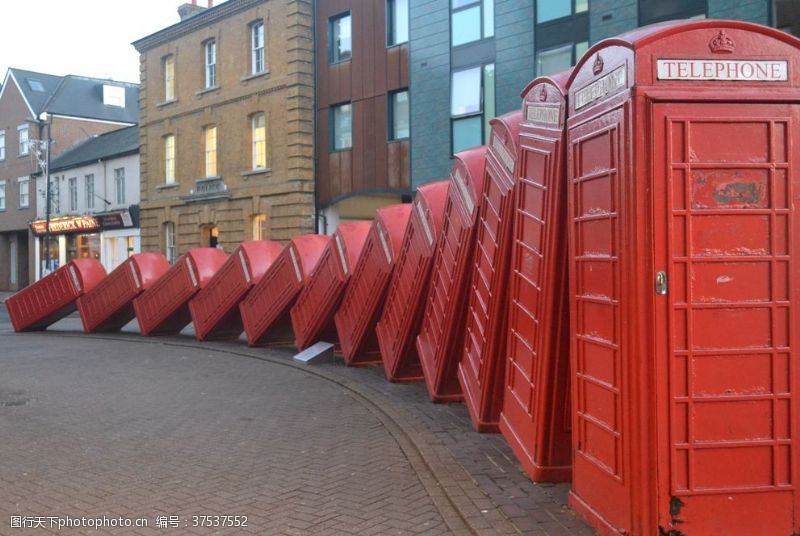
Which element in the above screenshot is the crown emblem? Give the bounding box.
[538,86,547,102]
[709,30,735,54]
[592,53,604,75]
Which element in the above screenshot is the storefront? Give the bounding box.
[31,209,140,279]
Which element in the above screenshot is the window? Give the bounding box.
[251,21,265,74]
[331,103,353,150]
[775,0,800,36]
[535,41,588,75]
[86,174,95,210]
[0,181,5,210]
[18,177,29,208]
[387,0,409,46]
[639,0,705,25]
[50,178,60,214]
[164,135,176,183]
[68,177,78,212]
[204,39,217,88]
[114,168,126,205]
[389,90,410,140]
[0,130,5,160]
[163,55,175,101]
[18,124,29,156]
[164,221,176,263]
[450,63,494,153]
[536,0,587,23]
[204,126,217,177]
[451,0,494,47]
[329,12,352,63]
[252,214,267,240]
[251,113,267,169]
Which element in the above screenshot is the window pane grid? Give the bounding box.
[114,168,125,205]
[205,41,217,88]
[205,127,217,177]
[19,179,29,209]
[68,177,77,212]
[252,22,265,74]
[86,175,95,210]
[164,56,175,100]
[252,113,267,169]
[164,135,176,184]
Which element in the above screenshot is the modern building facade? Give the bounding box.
[31,126,141,278]
[314,0,412,231]
[408,0,795,187]
[132,0,315,260]
[0,68,138,291]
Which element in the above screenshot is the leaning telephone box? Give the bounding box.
[77,253,170,333]
[239,235,329,347]
[457,110,522,432]
[5,259,106,332]
[334,204,412,365]
[290,221,371,350]
[565,21,800,536]
[499,70,572,483]
[134,248,228,336]
[189,241,282,341]
[416,146,487,402]
[376,180,449,382]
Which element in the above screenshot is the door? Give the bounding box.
[654,102,799,534]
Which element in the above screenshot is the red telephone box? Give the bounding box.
[5,259,106,332]
[239,235,329,347]
[376,180,449,382]
[189,240,282,341]
[565,21,800,535]
[77,253,170,333]
[134,248,228,336]
[334,204,412,365]
[416,146,487,402]
[457,110,522,432]
[290,221,371,350]
[499,70,572,483]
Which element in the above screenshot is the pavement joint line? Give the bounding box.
[22,329,521,535]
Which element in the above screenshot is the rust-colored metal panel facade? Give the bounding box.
[376,180,449,381]
[416,146,487,402]
[5,259,106,332]
[499,70,572,483]
[77,253,169,333]
[134,248,228,336]
[457,110,523,433]
[565,20,800,536]
[188,241,282,341]
[290,221,371,350]
[335,204,412,365]
[239,235,329,347]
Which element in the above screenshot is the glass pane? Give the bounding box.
[452,0,479,7]
[452,5,481,46]
[451,67,481,115]
[483,63,495,142]
[575,0,588,13]
[390,0,409,45]
[391,91,410,140]
[483,0,494,38]
[575,41,589,63]
[536,0,570,23]
[536,43,572,76]
[333,104,353,150]
[452,116,483,153]
[332,14,352,62]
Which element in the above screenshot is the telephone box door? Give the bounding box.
[653,102,800,534]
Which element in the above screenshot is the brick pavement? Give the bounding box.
[0,303,593,536]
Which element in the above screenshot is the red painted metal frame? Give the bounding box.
[77,253,170,333]
[5,259,106,332]
[457,110,523,432]
[499,69,572,483]
[335,204,412,365]
[376,180,449,382]
[188,241,283,341]
[134,248,228,336]
[290,221,371,350]
[239,235,329,347]
[416,146,487,401]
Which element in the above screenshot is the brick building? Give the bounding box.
[0,69,138,291]
[132,0,315,259]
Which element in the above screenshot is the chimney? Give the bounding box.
[178,1,207,21]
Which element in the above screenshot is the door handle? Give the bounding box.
[655,271,668,295]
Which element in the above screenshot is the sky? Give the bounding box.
[0,0,215,84]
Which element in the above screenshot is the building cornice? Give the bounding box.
[132,0,268,52]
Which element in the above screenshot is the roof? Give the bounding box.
[2,68,139,124]
[49,125,139,172]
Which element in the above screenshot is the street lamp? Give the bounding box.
[38,111,52,274]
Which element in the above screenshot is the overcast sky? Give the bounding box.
[0,0,217,84]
